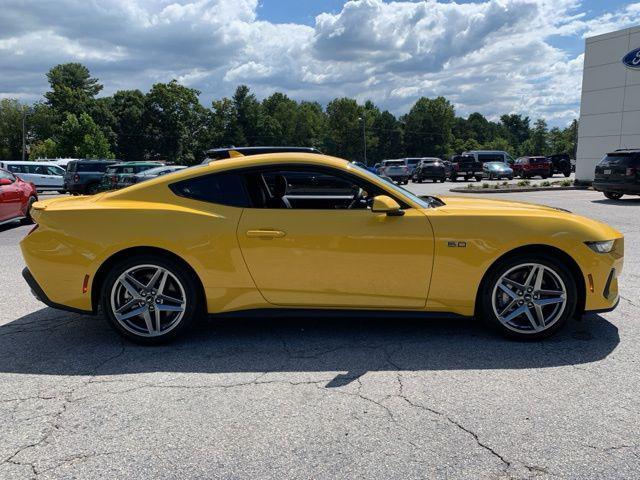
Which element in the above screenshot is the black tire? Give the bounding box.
[475,176,483,182]
[563,170,571,178]
[101,254,201,345]
[21,196,37,224]
[479,254,577,340]
[86,183,100,195]
[604,191,623,200]
[508,176,513,180]
[450,176,457,182]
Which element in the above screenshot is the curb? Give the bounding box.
[448,186,589,194]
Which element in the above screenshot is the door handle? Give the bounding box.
[246,229,286,239]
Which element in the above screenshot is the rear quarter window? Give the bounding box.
[600,154,640,167]
[170,172,250,207]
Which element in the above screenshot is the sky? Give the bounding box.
[1,0,639,126]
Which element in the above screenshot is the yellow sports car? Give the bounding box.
[21,152,623,344]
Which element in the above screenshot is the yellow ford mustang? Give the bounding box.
[21,152,623,343]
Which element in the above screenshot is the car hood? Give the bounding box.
[432,196,622,240]
[436,196,567,214]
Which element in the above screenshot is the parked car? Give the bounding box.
[593,149,640,200]
[412,158,449,183]
[404,158,422,175]
[0,161,66,192]
[373,163,382,174]
[463,150,516,166]
[65,159,118,195]
[0,168,37,225]
[120,165,188,186]
[100,162,165,191]
[512,156,552,179]
[379,159,410,184]
[351,162,377,174]
[449,155,483,181]
[483,161,514,180]
[21,149,623,344]
[547,154,572,177]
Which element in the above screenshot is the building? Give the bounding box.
[577,25,640,183]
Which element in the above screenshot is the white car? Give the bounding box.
[0,161,66,192]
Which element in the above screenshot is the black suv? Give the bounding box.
[547,153,572,177]
[64,160,118,195]
[412,158,449,183]
[593,149,640,200]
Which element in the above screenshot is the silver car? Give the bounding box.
[0,161,66,192]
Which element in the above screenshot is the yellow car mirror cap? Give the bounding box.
[371,195,404,216]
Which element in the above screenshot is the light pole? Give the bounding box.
[21,105,26,161]
[358,116,367,165]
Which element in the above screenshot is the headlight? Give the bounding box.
[585,240,615,254]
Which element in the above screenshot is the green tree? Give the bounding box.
[291,101,326,148]
[324,97,363,160]
[29,138,58,159]
[370,110,403,162]
[403,96,455,157]
[499,114,531,151]
[143,80,208,164]
[44,63,103,116]
[232,85,265,146]
[111,90,146,161]
[520,118,548,155]
[0,99,25,159]
[58,112,114,158]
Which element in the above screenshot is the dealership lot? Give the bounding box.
[1,188,639,479]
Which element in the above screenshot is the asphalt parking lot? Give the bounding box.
[1,185,638,479]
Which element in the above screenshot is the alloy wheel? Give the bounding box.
[110,264,186,337]
[491,263,567,334]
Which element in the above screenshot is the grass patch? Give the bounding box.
[517,180,531,187]
[482,182,490,189]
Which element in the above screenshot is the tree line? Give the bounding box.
[0,63,578,165]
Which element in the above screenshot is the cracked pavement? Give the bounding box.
[1,188,639,479]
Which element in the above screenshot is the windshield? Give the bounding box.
[349,164,431,208]
[384,160,405,167]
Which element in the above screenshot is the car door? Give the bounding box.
[46,165,65,189]
[236,165,435,309]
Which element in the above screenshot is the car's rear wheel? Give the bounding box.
[101,255,201,344]
[86,183,100,195]
[480,255,577,340]
[604,191,623,200]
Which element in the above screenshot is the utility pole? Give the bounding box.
[21,105,26,161]
[359,116,367,165]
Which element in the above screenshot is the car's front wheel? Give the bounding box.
[101,255,201,344]
[480,255,577,340]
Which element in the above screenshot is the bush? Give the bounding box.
[482,182,489,188]
[561,179,572,187]
[541,181,551,187]
[517,180,531,187]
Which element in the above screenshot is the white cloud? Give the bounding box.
[0,0,638,125]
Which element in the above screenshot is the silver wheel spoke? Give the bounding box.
[157,294,183,305]
[498,282,518,300]
[524,265,538,287]
[157,304,183,313]
[157,271,169,295]
[524,307,541,332]
[534,297,565,306]
[115,305,147,321]
[146,268,163,290]
[142,309,154,334]
[502,305,526,322]
[154,308,162,332]
[538,289,564,296]
[533,304,546,329]
[120,276,142,299]
[115,298,139,314]
[498,299,517,317]
[533,266,545,290]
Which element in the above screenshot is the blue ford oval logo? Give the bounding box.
[622,47,640,69]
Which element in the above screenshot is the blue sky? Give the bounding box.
[1,0,639,126]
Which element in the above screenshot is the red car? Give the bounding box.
[513,156,552,179]
[0,168,38,226]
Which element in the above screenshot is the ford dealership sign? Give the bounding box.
[622,47,640,69]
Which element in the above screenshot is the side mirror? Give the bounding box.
[371,195,404,216]
[0,178,13,186]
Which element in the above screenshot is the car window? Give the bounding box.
[77,163,111,172]
[599,154,640,167]
[0,169,16,182]
[478,154,503,162]
[169,172,250,207]
[47,166,64,175]
[7,164,23,173]
[384,160,406,167]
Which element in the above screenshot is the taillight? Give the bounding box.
[73,174,80,182]
[626,167,637,176]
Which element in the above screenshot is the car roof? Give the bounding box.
[205,146,322,161]
[0,160,65,166]
[109,162,164,167]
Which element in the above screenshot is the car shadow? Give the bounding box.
[592,198,640,206]
[0,308,619,386]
